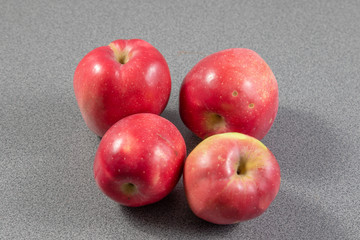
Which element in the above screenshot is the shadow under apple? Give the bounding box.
[262,105,350,187]
[119,182,237,238]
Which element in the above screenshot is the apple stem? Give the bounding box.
[109,43,129,64]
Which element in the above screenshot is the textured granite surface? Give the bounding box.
[1,0,360,239]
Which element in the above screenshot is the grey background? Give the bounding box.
[1,0,359,239]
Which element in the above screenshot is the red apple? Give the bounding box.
[184,132,281,224]
[94,113,186,207]
[74,39,171,137]
[179,48,278,140]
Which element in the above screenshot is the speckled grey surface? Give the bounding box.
[1,0,360,239]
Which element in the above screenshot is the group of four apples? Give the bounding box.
[73,39,280,225]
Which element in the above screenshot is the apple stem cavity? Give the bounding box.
[118,52,129,64]
[121,182,137,195]
[206,113,225,131]
[236,158,247,175]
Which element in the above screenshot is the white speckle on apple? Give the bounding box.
[206,72,215,83]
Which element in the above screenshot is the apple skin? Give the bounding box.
[94,113,186,207]
[74,39,171,137]
[184,132,280,224]
[179,48,278,140]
